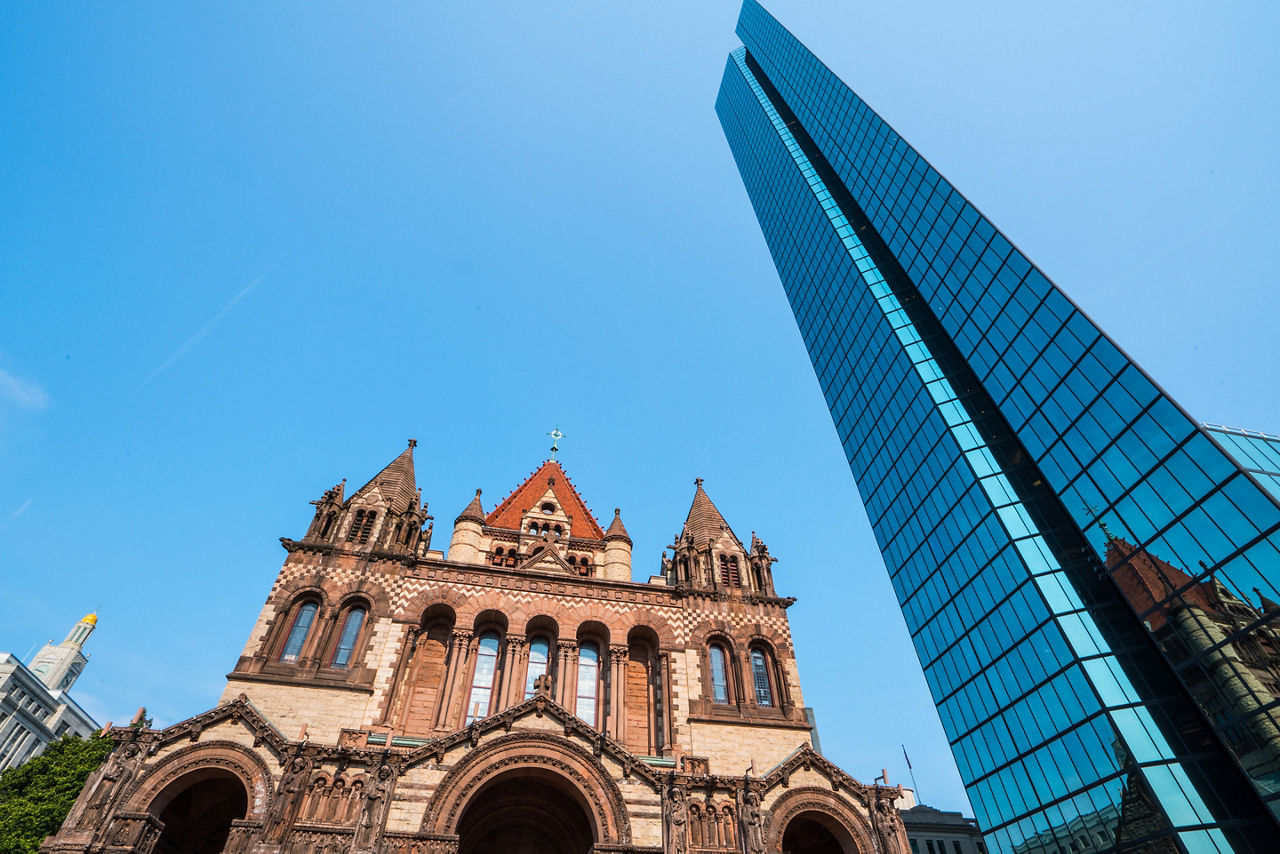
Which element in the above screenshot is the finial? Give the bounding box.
[695,477,703,487]
[408,438,417,449]
[475,488,482,496]
[614,508,622,517]
[547,425,565,460]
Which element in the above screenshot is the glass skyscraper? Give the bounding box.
[716,2,1280,852]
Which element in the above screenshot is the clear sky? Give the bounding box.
[2,1,1278,817]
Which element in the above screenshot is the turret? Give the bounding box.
[449,489,487,565]
[602,508,633,581]
[301,440,432,554]
[668,478,773,595]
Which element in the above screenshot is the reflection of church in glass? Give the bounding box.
[1108,533,1280,794]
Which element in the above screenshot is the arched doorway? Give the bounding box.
[781,810,857,854]
[457,768,595,854]
[150,769,248,854]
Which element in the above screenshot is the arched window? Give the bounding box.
[330,606,367,669]
[279,601,318,662]
[708,644,730,704]
[750,648,773,707]
[492,547,505,566]
[576,642,600,726]
[465,632,501,724]
[524,636,551,699]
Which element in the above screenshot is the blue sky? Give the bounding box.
[2,1,1278,816]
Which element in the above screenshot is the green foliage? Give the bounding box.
[0,733,113,854]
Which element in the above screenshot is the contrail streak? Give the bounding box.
[144,253,289,383]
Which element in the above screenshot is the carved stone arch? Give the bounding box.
[454,590,518,626]
[689,617,739,650]
[399,586,470,623]
[332,576,391,615]
[764,786,875,854]
[121,739,274,821]
[524,613,561,641]
[419,731,632,845]
[617,609,679,648]
[271,575,331,607]
[745,628,792,659]
[567,602,618,637]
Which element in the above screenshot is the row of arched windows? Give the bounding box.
[707,639,781,708]
[488,545,595,575]
[528,521,563,537]
[389,610,666,754]
[459,634,605,727]
[276,599,368,670]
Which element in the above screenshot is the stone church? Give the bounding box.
[44,443,910,854]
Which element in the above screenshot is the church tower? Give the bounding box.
[28,613,97,693]
[46,445,911,854]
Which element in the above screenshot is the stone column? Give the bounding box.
[644,654,657,756]
[554,641,572,707]
[501,635,527,711]
[435,630,473,731]
[659,652,675,755]
[608,644,628,740]
[383,625,419,727]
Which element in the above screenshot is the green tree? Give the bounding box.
[0,734,113,854]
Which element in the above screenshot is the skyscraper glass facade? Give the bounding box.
[716,2,1280,852]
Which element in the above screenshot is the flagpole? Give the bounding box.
[903,744,921,803]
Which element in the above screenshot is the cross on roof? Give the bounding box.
[547,425,565,460]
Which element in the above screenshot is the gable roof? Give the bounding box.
[486,460,604,539]
[351,440,420,513]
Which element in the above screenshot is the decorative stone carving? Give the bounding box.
[666,782,689,854]
[352,763,395,852]
[740,787,765,854]
[265,754,312,842]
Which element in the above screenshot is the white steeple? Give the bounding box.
[28,613,97,693]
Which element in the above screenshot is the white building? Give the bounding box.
[0,614,101,770]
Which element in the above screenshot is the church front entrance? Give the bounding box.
[781,810,857,854]
[456,769,596,854]
[150,769,248,854]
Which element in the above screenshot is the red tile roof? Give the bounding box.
[485,460,604,539]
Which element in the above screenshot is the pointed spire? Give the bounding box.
[456,488,486,525]
[604,508,631,544]
[681,477,735,544]
[1257,587,1280,615]
[352,439,419,512]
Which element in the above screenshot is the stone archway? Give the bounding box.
[421,732,632,847]
[119,740,273,852]
[149,768,248,854]
[456,767,595,854]
[766,788,874,854]
[781,810,856,854]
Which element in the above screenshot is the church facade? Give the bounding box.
[43,443,910,854]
